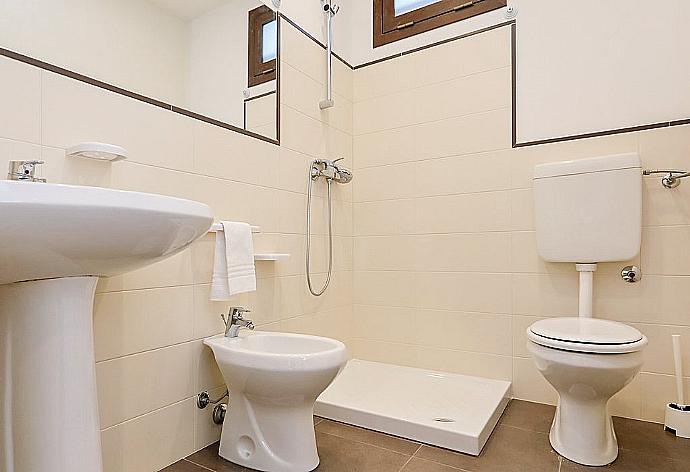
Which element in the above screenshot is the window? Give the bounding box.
[373,0,506,47]
[248,5,277,87]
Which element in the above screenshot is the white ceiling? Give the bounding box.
[148,0,229,20]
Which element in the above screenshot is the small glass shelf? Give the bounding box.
[254,253,290,261]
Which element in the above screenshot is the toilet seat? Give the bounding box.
[528,317,647,354]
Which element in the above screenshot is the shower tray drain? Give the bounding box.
[433,417,456,423]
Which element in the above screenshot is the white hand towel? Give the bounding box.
[210,221,256,300]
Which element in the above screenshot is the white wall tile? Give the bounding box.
[97,249,193,293]
[412,67,510,124]
[0,57,41,143]
[96,343,196,428]
[193,121,279,187]
[353,127,417,168]
[415,192,511,233]
[642,226,690,275]
[414,150,512,196]
[42,72,194,172]
[101,399,195,472]
[414,108,511,160]
[411,26,511,87]
[93,286,194,361]
[416,272,511,314]
[353,54,415,103]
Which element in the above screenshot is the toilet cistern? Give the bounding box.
[534,153,643,319]
[222,307,254,337]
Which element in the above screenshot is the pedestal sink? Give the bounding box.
[0,180,213,472]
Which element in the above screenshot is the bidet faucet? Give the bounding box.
[7,160,46,182]
[221,307,255,338]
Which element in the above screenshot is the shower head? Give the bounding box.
[322,1,339,15]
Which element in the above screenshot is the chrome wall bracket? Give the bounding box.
[643,169,690,189]
[621,265,641,283]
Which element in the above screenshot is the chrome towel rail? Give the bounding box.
[208,223,260,233]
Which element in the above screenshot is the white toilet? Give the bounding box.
[527,153,648,466]
[205,331,347,472]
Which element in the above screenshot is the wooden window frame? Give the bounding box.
[373,0,507,48]
[248,5,277,87]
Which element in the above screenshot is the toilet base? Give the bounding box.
[548,399,618,467]
[219,393,319,472]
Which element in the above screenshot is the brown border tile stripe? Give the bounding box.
[0,47,172,110]
[275,15,282,143]
[3,14,688,150]
[514,121,677,148]
[0,30,280,146]
[245,90,277,103]
[355,19,516,69]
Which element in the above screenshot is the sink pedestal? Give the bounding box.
[0,277,103,472]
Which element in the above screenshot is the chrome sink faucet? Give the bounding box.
[221,307,255,338]
[7,160,46,182]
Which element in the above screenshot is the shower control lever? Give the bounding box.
[310,158,353,184]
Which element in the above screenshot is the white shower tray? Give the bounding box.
[315,359,511,455]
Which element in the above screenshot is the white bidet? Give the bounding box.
[204,332,347,472]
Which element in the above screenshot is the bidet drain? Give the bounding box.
[433,417,456,423]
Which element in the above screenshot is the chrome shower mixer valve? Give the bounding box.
[310,158,352,183]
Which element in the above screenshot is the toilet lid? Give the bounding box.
[528,317,647,354]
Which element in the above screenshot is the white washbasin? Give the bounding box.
[0,180,213,472]
[0,180,213,284]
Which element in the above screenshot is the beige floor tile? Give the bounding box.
[315,419,420,455]
[415,425,560,472]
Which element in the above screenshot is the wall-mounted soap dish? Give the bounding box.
[66,142,127,162]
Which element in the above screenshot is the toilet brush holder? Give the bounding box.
[664,403,690,438]
[665,334,689,438]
